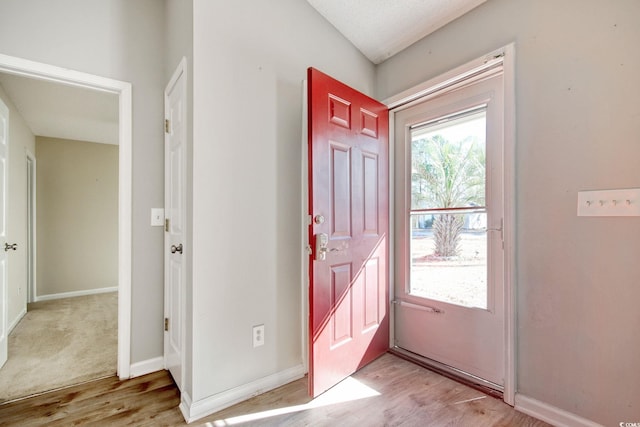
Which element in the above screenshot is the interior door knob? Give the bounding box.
[4,243,17,251]
[170,243,183,254]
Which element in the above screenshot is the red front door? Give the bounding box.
[308,67,389,397]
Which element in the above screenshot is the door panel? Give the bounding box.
[394,71,505,387]
[308,68,389,397]
[330,263,352,348]
[362,152,379,236]
[164,61,187,390]
[330,142,351,238]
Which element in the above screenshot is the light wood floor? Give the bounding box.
[0,353,550,426]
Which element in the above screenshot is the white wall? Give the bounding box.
[35,137,118,297]
[0,84,35,328]
[190,0,374,403]
[0,0,166,364]
[376,1,640,425]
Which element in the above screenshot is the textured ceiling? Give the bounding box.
[307,0,486,64]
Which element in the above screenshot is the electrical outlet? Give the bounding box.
[252,324,265,348]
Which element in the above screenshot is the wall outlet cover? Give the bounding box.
[253,324,265,348]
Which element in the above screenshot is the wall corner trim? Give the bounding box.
[181,364,306,423]
[515,394,604,427]
[129,356,164,379]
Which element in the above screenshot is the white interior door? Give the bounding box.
[393,69,505,387]
[164,59,187,390]
[0,98,9,369]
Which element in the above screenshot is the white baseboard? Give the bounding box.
[35,286,118,302]
[179,391,193,422]
[181,364,306,423]
[8,307,27,334]
[515,394,603,427]
[129,356,164,378]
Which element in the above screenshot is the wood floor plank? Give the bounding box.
[0,372,179,426]
[0,354,551,426]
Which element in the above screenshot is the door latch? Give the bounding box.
[314,233,328,261]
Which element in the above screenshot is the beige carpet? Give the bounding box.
[0,292,117,402]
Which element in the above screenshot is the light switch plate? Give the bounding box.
[577,188,640,216]
[151,208,165,226]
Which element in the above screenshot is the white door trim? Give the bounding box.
[384,44,516,405]
[0,53,133,380]
[501,43,517,406]
[25,150,36,303]
[300,80,309,373]
[0,96,9,369]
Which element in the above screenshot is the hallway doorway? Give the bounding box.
[0,54,133,390]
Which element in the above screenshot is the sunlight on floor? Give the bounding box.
[205,377,380,426]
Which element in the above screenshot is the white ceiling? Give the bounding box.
[0,72,118,145]
[0,1,484,144]
[307,0,486,64]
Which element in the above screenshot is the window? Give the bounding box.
[409,108,488,308]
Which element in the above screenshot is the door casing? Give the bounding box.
[0,96,9,369]
[384,44,516,405]
[26,151,35,303]
[0,53,133,379]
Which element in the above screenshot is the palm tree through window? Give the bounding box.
[409,107,488,309]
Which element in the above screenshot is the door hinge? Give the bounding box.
[164,317,169,331]
[165,218,170,232]
[165,119,171,134]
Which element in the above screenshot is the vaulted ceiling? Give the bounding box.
[306,0,486,64]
